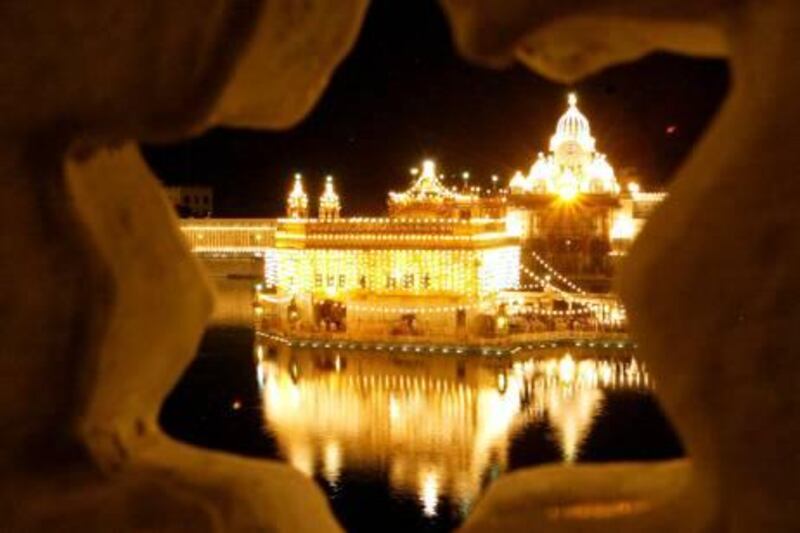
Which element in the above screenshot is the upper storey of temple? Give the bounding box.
[509,93,620,201]
[389,160,457,203]
[388,159,503,219]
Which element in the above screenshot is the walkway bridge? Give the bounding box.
[179,218,276,258]
[179,219,277,325]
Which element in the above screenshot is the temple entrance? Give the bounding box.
[314,299,347,332]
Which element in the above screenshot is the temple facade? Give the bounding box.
[265,162,520,337]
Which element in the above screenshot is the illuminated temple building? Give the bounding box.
[265,160,520,336]
[506,94,665,291]
[179,93,664,337]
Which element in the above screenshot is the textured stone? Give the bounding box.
[460,460,710,532]
[440,0,800,531]
[4,0,798,530]
[438,0,726,81]
[215,0,369,129]
[3,143,342,532]
[0,1,366,530]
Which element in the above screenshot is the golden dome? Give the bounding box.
[550,93,596,153]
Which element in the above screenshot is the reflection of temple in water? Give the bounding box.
[256,341,649,516]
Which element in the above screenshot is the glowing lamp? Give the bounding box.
[610,214,636,241]
[557,180,579,202]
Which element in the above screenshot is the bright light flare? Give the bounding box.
[610,214,636,241]
[557,182,579,202]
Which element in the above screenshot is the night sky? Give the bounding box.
[143,0,729,217]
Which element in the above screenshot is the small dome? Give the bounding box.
[509,170,529,192]
[588,154,615,181]
[529,152,554,183]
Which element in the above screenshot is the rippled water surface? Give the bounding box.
[161,325,682,533]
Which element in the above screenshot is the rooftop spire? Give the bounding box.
[319,174,341,221]
[568,92,577,107]
[287,173,309,218]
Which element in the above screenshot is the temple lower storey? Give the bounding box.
[255,285,626,347]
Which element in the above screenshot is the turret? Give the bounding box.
[319,175,341,221]
[287,173,309,219]
[509,170,529,193]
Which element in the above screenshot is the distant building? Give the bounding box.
[166,186,213,217]
[506,93,665,291]
[178,94,656,339]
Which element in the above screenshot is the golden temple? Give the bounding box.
[181,94,664,341]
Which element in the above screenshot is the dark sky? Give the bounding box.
[143,0,729,217]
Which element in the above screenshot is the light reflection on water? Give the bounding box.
[160,283,678,531]
[255,340,650,519]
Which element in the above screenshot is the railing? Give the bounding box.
[258,327,629,350]
[179,218,276,255]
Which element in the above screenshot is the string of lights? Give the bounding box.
[346,302,479,315]
[523,307,594,317]
[515,256,627,325]
[529,250,588,296]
